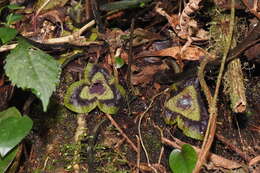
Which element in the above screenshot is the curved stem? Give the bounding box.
[193,0,235,172]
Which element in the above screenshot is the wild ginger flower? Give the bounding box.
[64,63,126,114]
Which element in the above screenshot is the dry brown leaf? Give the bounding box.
[132,28,164,47]
[209,152,242,169]
[156,2,209,41]
[136,46,208,61]
[242,0,260,19]
[249,155,260,166]
[131,64,168,85]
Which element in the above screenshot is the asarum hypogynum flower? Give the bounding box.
[163,78,209,140]
[64,63,126,114]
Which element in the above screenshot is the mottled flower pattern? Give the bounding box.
[64,63,125,114]
[164,78,208,140]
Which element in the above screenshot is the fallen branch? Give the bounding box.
[41,20,98,45]
[105,114,138,152]
[0,20,100,53]
[194,0,236,172]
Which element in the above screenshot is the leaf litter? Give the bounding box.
[0,0,259,173]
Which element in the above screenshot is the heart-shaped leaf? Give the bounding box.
[0,107,33,157]
[169,144,197,173]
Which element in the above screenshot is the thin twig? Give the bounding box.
[35,0,51,17]
[138,88,168,173]
[157,146,164,164]
[0,20,98,53]
[127,18,135,90]
[43,20,96,45]
[193,0,236,172]
[198,58,213,104]
[0,43,17,52]
[105,114,138,152]
[153,123,164,165]
[136,135,140,173]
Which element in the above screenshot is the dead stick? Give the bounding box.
[127,18,135,89]
[136,135,140,173]
[105,114,138,152]
[193,0,236,172]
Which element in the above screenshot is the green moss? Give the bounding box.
[95,144,130,173]
[143,132,161,153]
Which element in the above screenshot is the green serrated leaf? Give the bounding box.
[0,27,17,44]
[0,107,33,157]
[4,39,61,111]
[169,144,197,173]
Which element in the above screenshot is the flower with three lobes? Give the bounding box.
[64,63,126,114]
[163,78,209,140]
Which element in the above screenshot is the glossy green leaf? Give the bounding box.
[115,57,125,69]
[0,27,17,44]
[0,146,18,173]
[0,107,33,157]
[4,39,61,111]
[169,144,197,173]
